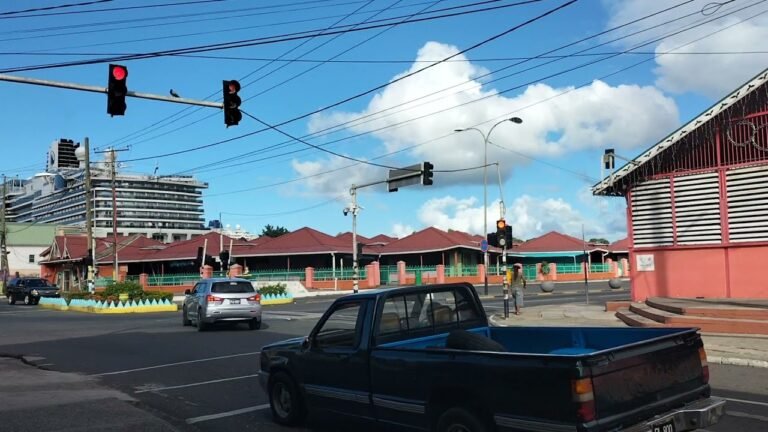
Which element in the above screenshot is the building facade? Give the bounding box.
[4,139,209,243]
[593,68,768,300]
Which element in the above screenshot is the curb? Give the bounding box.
[708,356,768,369]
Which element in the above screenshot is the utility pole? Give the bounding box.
[1,175,8,294]
[350,187,359,294]
[502,241,509,319]
[95,147,128,281]
[583,224,589,305]
[84,138,93,290]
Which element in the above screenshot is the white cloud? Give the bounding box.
[603,0,768,98]
[297,41,678,194]
[290,157,387,197]
[416,194,627,241]
[391,223,414,238]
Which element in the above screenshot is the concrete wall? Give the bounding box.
[630,244,768,300]
[7,246,47,276]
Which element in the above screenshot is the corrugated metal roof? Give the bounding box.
[6,223,57,247]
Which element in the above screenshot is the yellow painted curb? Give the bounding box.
[261,298,294,306]
[93,305,177,314]
[39,303,69,311]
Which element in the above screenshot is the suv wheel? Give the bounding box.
[196,308,207,332]
[23,294,32,305]
[7,295,15,305]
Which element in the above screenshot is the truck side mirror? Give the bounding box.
[301,336,311,350]
[184,289,191,295]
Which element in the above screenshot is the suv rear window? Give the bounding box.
[211,281,255,293]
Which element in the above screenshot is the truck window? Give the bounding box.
[454,286,480,322]
[429,290,458,327]
[314,301,363,350]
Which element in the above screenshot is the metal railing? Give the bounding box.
[314,267,367,281]
[557,263,583,274]
[590,263,611,273]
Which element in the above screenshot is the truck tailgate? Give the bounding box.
[587,329,708,429]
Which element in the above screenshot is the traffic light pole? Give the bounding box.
[84,137,93,291]
[0,73,224,109]
[502,243,509,319]
[1,175,8,295]
[351,187,359,294]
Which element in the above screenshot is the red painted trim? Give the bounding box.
[670,177,677,246]
[626,191,634,249]
[646,160,768,180]
[634,240,768,252]
[715,125,722,166]
[724,247,731,297]
[735,110,768,121]
[718,169,730,244]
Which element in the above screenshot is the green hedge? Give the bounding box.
[259,283,287,296]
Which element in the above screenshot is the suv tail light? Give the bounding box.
[207,295,224,305]
[572,377,595,422]
[699,346,709,383]
[247,293,261,303]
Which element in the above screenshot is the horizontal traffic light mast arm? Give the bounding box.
[0,73,223,109]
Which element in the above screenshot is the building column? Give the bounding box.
[229,264,243,278]
[139,273,148,289]
[477,264,485,284]
[201,265,213,279]
[305,267,314,289]
[436,264,445,283]
[397,261,406,286]
[366,264,375,288]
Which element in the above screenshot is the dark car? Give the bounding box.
[6,278,60,305]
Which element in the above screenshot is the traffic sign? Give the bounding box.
[480,239,488,252]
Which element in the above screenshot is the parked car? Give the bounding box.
[6,278,60,305]
[259,282,725,432]
[182,278,262,331]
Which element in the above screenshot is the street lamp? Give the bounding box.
[455,116,523,296]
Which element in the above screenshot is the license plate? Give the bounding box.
[229,299,240,305]
[651,420,675,432]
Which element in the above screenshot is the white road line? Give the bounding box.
[722,397,768,408]
[726,410,768,422]
[135,373,260,394]
[91,351,261,376]
[186,404,271,424]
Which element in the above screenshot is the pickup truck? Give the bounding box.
[259,283,725,432]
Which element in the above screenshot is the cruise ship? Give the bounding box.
[3,139,209,242]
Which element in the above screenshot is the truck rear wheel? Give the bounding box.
[269,372,306,426]
[437,407,488,432]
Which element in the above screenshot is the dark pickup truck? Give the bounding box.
[259,283,725,432]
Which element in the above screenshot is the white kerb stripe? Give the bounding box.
[722,397,768,408]
[91,351,261,376]
[135,373,260,394]
[186,404,271,424]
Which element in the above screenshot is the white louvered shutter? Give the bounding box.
[632,179,673,247]
[673,172,722,245]
[727,165,768,242]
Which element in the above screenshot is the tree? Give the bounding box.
[589,237,610,245]
[261,224,289,238]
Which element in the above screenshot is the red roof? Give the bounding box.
[150,231,239,262]
[379,227,487,255]
[236,227,351,256]
[368,234,395,244]
[41,234,166,263]
[514,231,609,253]
[609,237,630,252]
[335,232,370,244]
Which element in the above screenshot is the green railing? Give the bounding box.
[314,267,367,281]
[523,265,537,280]
[94,277,114,288]
[380,265,398,284]
[446,265,477,277]
[557,263,583,274]
[241,269,306,282]
[147,273,201,286]
[590,263,611,273]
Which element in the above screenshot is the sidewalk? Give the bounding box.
[489,303,768,369]
[0,356,182,432]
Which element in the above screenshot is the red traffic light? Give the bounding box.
[111,65,127,81]
[227,80,241,94]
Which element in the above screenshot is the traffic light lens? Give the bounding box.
[497,220,506,229]
[112,66,126,81]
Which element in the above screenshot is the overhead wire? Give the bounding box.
[1,0,227,20]
[0,0,549,74]
[0,0,111,16]
[201,0,764,196]
[167,0,704,175]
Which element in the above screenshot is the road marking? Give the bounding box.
[722,397,768,408]
[726,410,768,422]
[91,351,261,376]
[135,373,260,394]
[186,404,271,424]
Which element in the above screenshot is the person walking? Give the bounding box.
[511,264,526,315]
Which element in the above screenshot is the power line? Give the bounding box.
[1,0,226,20]
[0,0,549,74]
[198,1,764,195]
[162,0,703,174]
[0,0,111,17]
[119,0,574,163]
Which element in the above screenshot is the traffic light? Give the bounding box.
[486,232,498,247]
[107,64,128,116]
[505,225,513,247]
[223,80,242,127]
[496,219,507,248]
[422,161,434,186]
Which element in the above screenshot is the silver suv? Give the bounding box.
[182,278,262,331]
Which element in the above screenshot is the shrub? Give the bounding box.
[259,283,287,296]
[63,291,91,301]
[141,290,174,302]
[102,281,144,300]
[540,261,551,275]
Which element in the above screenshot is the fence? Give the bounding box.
[241,269,306,282]
[590,263,610,273]
[557,263,583,274]
[445,265,477,277]
[523,265,537,280]
[313,267,367,281]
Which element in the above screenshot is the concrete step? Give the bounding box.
[647,297,768,320]
[605,301,631,312]
[629,303,768,335]
[615,308,664,328]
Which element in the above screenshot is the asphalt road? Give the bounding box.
[0,287,766,432]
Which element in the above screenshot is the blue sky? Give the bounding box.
[2,0,767,241]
